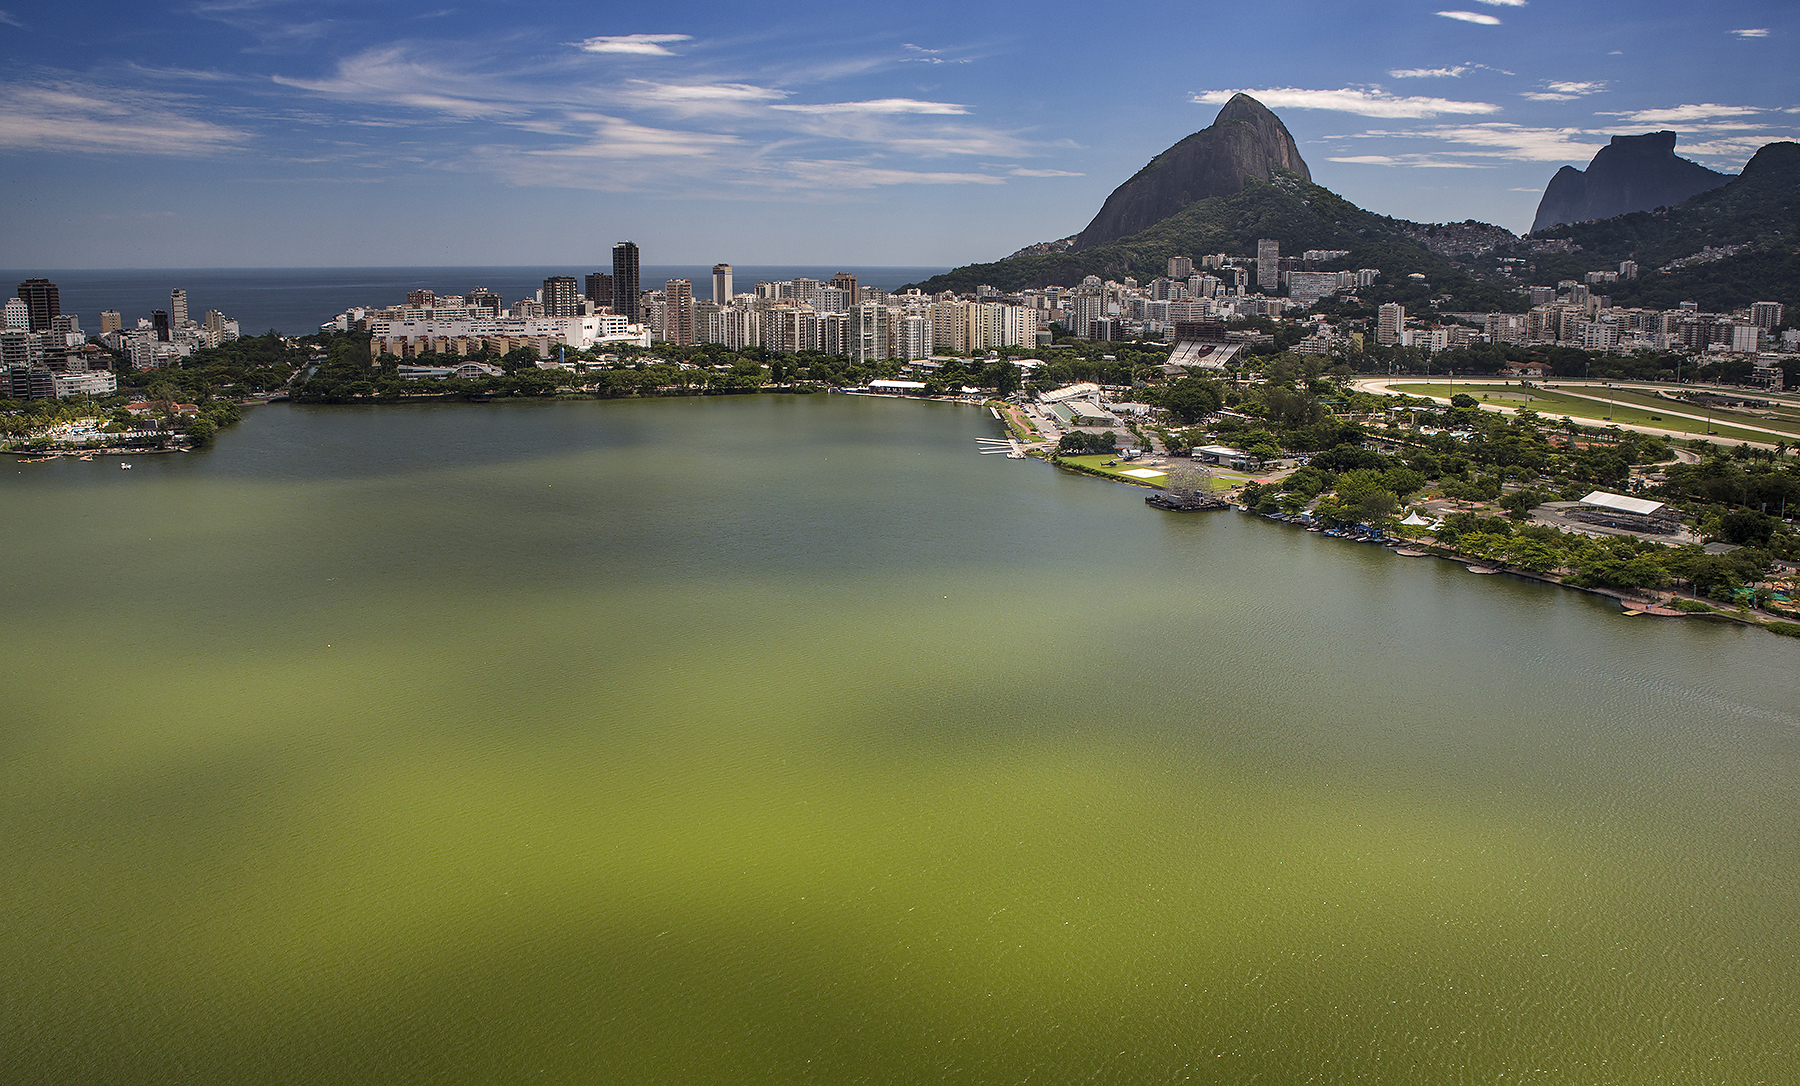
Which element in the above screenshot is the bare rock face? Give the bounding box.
[1530,132,1728,233]
[1071,94,1311,250]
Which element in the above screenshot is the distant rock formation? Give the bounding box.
[1071,94,1310,250]
[1530,132,1728,233]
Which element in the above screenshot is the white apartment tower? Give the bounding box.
[1377,302,1406,347]
[1256,239,1280,291]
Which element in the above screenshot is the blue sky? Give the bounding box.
[3,1,1796,268]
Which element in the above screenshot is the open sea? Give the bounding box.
[0,266,951,338]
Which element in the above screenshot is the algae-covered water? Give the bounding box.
[3,395,1797,1084]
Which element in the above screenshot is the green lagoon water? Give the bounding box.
[3,395,1798,1084]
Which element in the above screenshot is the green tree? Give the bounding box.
[1162,375,1223,423]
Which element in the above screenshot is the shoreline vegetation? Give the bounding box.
[8,327,1800,638]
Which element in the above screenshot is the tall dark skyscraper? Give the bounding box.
[612,242,641,324]
[16,278,60,333]
[585,272,613,311]
[152,310,171,342]
[542,276,579,318]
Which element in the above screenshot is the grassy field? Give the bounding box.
[1059,454,1233,490]
[1389,382,1783,445]
[1597,389,1800,439]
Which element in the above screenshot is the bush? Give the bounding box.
[1767,621,1800,638]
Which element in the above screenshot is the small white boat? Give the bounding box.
[120,463,132,469]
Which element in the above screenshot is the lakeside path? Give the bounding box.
[1350,377,1793,450]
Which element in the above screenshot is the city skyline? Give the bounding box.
[2,1,1797,268]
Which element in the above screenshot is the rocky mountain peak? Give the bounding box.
[1071,95,1311,251]
[1530,131,1729,233]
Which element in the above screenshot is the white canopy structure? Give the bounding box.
[1578,491,1667,517]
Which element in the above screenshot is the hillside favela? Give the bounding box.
[4,5,1800,1085]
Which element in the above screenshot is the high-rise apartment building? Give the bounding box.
[663,278,695,345]
[3,296,27,331]
[542,276,580,318]
[1376,302,1405,347]
[1256,240,1279,291]
[468,287,502,313]
[16,279,59,332]
[406,289,437,307]
[1752,301,1784,331]
[1168,255,1194,279]
[712,263,733,305]
[831,272,859,306]
[848,301,886,363]
[152,310,171,342]
[584,273,613,311]
[612,242,641,324]
[100,309,122,334]
[170,288,188,327]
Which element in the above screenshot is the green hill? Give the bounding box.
[905,172,1522,312]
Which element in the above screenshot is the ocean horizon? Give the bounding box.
[2,265,953,339]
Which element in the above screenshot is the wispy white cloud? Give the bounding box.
[1194,86,1500,119]
[1604,103,1765,124]
[119,62,251,83]
[575,33,692,56]
[1675,137,1768,158]
[1009,167,1083,177]
[1472,0,1527,6]
[1403,123,1602,161]
[1327,154,1491,168]
[1729,28,1769,39]
[1388,62,1514,79]
[1437,11,1502,25]
[274,48,537,118]
[1391,66,1469,79]
[0,80,250,154]
[901,43,972,65]
[523,115,741,158]
[258,42,1057,193]
[1334,123,1602,163]
[774,160,1006,187]
[885,135,1028,155]
[1523,80,1606,101]
[771,98,970,115]
[0,9,23,27]
[617,80,790,116]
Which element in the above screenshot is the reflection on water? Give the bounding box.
[2,396,1798,1084]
